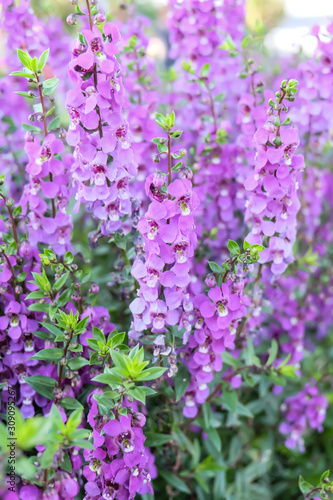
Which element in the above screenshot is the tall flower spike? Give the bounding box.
[244,79,304,276]
[66,1,136,235]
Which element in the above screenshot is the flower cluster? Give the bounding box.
[130,113,199,347]
[280,383,328,453]
[66,13,136,234]
[84,394,156,499]
[245,79,304,275]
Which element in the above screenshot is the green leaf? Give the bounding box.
[25,375,56,400]
[66,408,83,434]
[171,160,182,172]
[38,48,50,71]
[25,291,45,300]
[174,364,191,402]
[15,91,33,98]
[241,35,252,49]
[155,113,167,129]
[40,322,63,337]
[134,366,167,381]
[320,470,330,484]
[92,373,123,386]
[223,389,238,413]
[60,398,83,410]
[268,370,286,386]
[7,241,17,256]
[92,326,106,344]
[22,123,42,133]
[71,438,94,450]
[197,456,227,472]
[10,70,34,78]
[30,57,38,73]
[17,49,32,70]
[53,271,70,291]
[27,302,49,312]
[32,330,54,340]
[208,261,224,273]
[205,427,222,452]
[64,251,74,265]
[266,339,278,366]
[48,116,61,130]
[159,470,191,494]
[16,272,26,282]
[68,357,89,370]
[87,338,100,350]
[61,452,73,473]
[202,403,211,429]
[222,352,238,368]
[243,240,251,250]
[107,331,125,348]
[111,349,130,373]
[214,93,226,102]
[200,63,210,78]
[227,239,240,255]
[45,106,55,117]
[145,433,172,447]
[28,348,63,362]
[42,78,59,96]
[157,143,168,153]
[126,387,148,404]
[279,364,298,379]
[298,475,313,495]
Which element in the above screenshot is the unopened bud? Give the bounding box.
[66,13,77,25]
[94,11,106,24]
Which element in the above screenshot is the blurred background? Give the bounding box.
[28,0,333,60]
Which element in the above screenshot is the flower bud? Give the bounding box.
[66,13,77,25]
[94,11,106,24]
[205,273,216,288]
[25,130,34,142]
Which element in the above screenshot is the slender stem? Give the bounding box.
[275,90,286,143]
[196,76,217,134]
[3,253,18,300]
[86,0,93,29]
[134,48,142,105]
[35,73,56,218]
[58,330,74,386]
[222,256,238,283]
[167,133,172,188]
[305,487,324,500]
[43,469,48,491]
[0,194,19,247]
[85,0,103,139]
